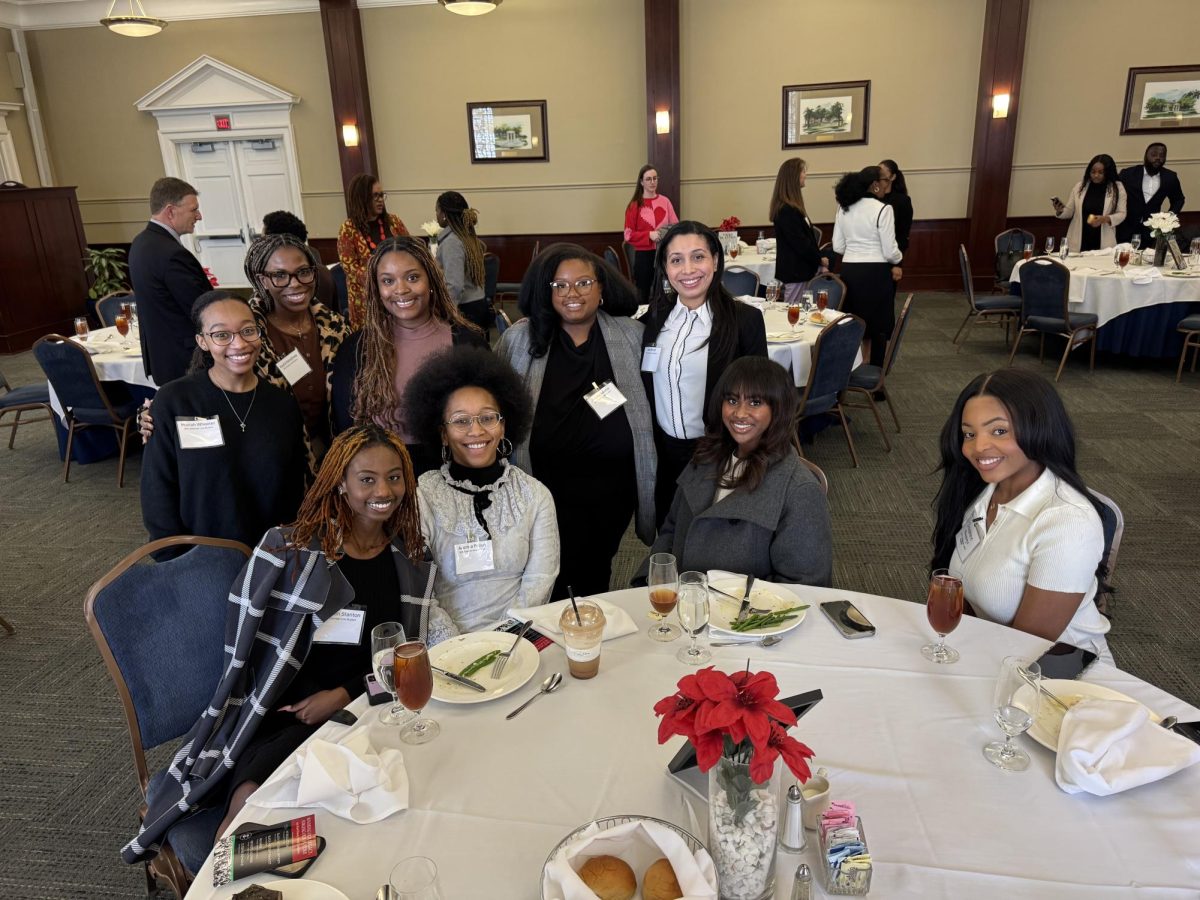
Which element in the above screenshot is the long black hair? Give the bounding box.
[644,221,737,366]
[931,370,1108,582]
[1079,154,1120,204]
[693,357,800,493]
[834,166,882,211]
[880,159,908,194]
[517,242,638,357]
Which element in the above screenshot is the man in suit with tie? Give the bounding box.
[128,178,212,384]
[1117,143,1186,245]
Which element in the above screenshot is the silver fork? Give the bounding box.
[492,619,534,678]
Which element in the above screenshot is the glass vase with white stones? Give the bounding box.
[708,750,781,899]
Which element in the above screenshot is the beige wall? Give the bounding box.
[1010,0,1200,216]
[680,0,985,227]
[0,28,40,186]
[25,13,341,243]
[361,0,646,236]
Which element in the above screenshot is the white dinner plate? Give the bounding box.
[766,331,805,343]
[427,630,539,704]
[242,879,350,900]
[1016,679,1161,752]
[707,579,808,639]
[1165,269,1200,278]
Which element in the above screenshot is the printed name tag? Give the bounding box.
[455,539,495,575]
[176,416,225,449]
[312,605,366,645]
[275,348,313,386]
[955,518,984,561]
[641,345,661,373]
[584,380,628,420]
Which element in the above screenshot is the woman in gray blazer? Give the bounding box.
[646,357,832,586]
[497,244,656,598]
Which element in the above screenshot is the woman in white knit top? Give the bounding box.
[931,369,1111,660]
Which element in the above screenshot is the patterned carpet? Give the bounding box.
[1,292,1197,898]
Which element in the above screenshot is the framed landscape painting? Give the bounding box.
[1121,65,1200,134]
[466,100,549,163]
[783,81,871,148]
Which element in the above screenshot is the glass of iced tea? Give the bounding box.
[787,301,801,332]
[73,317,89,340]
[1022,241,1033,261]
[114,313,130,349]
[394,641,439,744]
[816,290,829,312]
[921,568,963,664]
[647,552,681,642]
[1117,247,1131,271]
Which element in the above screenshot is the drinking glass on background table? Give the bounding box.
[787,300,801,332]
[816,290,829,313]
[1117,245,1131,272]
[560,599,606,679]
[984,656,1041,772]
[390,857,443,900]
[121,301,137,330]
[765,280,782,305]
[1022,240,1033,261]
[647,552,681,641]
[921,568,963,664]
[1131,234,1142,254]
[371,621,408,725]
[1044,236,1055,256]
[1190,238,1200,268]
[395,640,438,744]
[676,570,711,665]
[114,313,130,349]
[73,317,89,340]
[802,290,814,316]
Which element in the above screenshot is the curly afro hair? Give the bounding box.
[402,346,533,450]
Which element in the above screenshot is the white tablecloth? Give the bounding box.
[1009,252,1200,328]
[726,250,775,285]
[47,326,156,420]
[185,585,1200,899]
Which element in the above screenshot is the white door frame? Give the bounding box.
[0,101,23,183]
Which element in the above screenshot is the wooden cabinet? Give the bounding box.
[0,186,89,353]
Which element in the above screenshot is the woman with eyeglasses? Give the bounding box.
[497,243,654,598]
[140,291,307,560]
[624,164,678,303]
[404,346,559,632]
[338,174,409,329]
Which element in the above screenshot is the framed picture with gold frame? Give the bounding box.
[466,100,549,163]
[782,81,871,148]
[1120,65,1200,135]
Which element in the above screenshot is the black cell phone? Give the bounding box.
[328,708,357,726]
[1035,642,1098,680]
[364,673,390,706]
[820,600,876,639]
[667,690,823,773]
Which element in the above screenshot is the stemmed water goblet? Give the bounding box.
[371,621,408,725]
[983,656,1041,772]
[647,552,681,641]
[676,571,711,665]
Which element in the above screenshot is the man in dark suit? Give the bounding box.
[1117,143,1186,245]
[128,177,211,384]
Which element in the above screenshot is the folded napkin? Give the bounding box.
[1055,698,1200,796]
[542,818,717,900]
[72,339,123,355]
[507,597,637,647]
[252,729,408,822]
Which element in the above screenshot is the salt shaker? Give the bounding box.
[779,783,806,851]
[789,863,813,900]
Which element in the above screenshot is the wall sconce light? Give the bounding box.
[342,124,359,147]
[655,110,670,135]
[992,93,1011,118]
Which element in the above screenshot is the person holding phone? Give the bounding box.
[1052,154,1126,253]
[931,369,1111,661]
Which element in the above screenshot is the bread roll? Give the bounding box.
[643,857,683,900]
[577,854,636,900]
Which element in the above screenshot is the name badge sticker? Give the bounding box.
[956,517,984,561]
[312,605,366,645]
[275,348,313,386]
[455,539,495,575]
[176,416,225,449]
[641,345,661,373]
[584,380,628,420]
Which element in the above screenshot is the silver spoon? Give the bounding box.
[711,635,784,648]
[376,885,396,900]
[1159,715,1178,730]
[506,672,564,720]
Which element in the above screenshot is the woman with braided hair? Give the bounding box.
[337,174,409,328]
[330,236,489,476]
[435,190,493,334]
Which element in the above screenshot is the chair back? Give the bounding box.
[722,266,760,297]
[32,335,118,420]
[496,310,513,335]
[483,252,500,303]
[809,273,847,310]
[622,241,636,278]
[994,228,1033,283]
[603,245,621,274]
[798,313,865,416]
[1088,489,1124,580]
[798,456,829,495]
[97,291,134,327]
[84,536,252,794]
[530,241,540,262]
[880,293,915,379]
[958,243,977,307]
[1018,258,1070,323]
[329,262,349,318]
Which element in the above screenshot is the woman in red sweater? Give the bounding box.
[623,164,678,303]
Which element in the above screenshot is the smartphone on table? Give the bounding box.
[1035,642,1097,680]
[820,600,876,639]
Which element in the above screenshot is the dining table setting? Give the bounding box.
[183,564,1200,900]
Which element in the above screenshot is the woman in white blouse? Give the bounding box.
[832,166,903,368]
[931,369,1112,661]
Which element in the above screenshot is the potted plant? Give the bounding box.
[84,247,131,301]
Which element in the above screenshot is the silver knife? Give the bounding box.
[432,666,487,692]
[736,575,756,623]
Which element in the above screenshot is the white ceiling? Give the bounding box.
[0,0,431,30]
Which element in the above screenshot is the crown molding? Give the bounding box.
[0,0,431,30]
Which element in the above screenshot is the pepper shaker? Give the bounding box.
[789,863,813,900]
[779,783,806,851]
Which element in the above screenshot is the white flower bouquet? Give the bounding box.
[421,220,441,238]
[1143,211,1180,238]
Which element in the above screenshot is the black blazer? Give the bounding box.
[639,297,768,431]
[1117,165,1185,243]
[128,222,212,385]
[773,204,823,284]
[886,191,914,253]
[329,323,489,434]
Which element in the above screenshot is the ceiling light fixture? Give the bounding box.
[439,0,502,16]
[101,0,167,36]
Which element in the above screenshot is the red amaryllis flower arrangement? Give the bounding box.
[718,216,741,233]
[654,666,814,784]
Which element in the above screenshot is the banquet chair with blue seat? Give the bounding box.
[603,245,623,277]
[1008,257,1097,381]
[722,266,760,298]
[956,243,1020,350]
[84,535,253,899]
[796,312,866,467]
[0,366,54,449]
[622,242,636,280]
[32,334,140,486]
[329,262,349,319]
[994,227,1034,291]
[1176,314,1200,383]
[1089,489,1123,618]
[843,293,914,450]
[96,291,134,327]
[808,273,847,311]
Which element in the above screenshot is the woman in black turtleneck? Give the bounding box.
[1053,154,1127,254]
[404,346,559,633]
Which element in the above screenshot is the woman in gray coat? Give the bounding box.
[647,357,832,585]
[497,243,656,598]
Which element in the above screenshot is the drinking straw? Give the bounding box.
[568,586,582,625]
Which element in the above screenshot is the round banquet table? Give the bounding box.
[757,304,862,388]
[726,250,776,286]
[184,583,1200,899]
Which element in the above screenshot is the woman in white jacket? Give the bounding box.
[1053,154,1127,254]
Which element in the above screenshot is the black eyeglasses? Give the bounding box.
[548,278,599,297]
[203,325,263,346]
[263,266,318,288]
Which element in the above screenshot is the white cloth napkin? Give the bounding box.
[72,339,122,355]
[507,598,638,647]
[252,729,409,822]
[542,818,717,900]
[1054,698,1200,796]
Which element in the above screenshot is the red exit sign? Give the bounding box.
[214,114,232,131]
